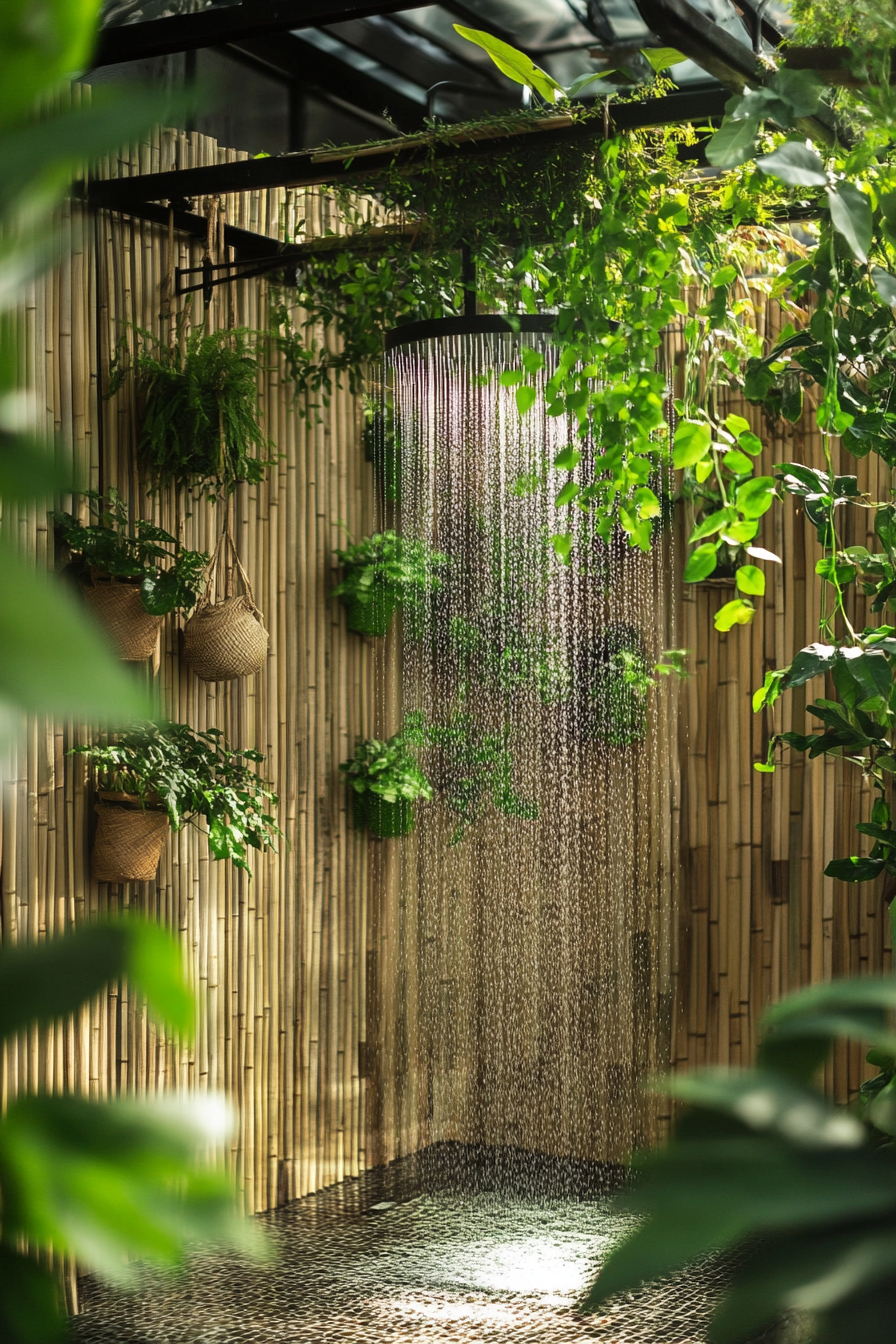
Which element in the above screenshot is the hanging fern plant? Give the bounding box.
[109,323,274,498]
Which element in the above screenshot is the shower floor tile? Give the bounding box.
[70,1147,720,1344]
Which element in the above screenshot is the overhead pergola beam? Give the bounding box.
[93,0,430,66]
[91,0,547,69]
[84,88,730,214]
[634,0,843,144]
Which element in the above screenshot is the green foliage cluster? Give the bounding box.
[405,709,538,845]
[0,918,262,1342]
[109,324,273,498]
[586,976,896,1344]
[331,530,448,612]
[55,488,207,615]
[72,723,280,872]
[340,730,433,805]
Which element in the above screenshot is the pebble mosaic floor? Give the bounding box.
[71,1146,721,1344]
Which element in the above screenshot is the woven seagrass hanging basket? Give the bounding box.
[82,577,164,661]
[183,526,269,681]
[92,792,169,883]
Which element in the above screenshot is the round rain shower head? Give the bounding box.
[385,314,556,351]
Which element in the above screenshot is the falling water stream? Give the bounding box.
[72,329,724,1344]
[381,327,677,1179]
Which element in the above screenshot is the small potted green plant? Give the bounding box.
[330,531,448,637]
[72,722,280,882]
[340,731,433,838]
[55,489,207,660]
[581,624,653,747]
[108,322,274,498]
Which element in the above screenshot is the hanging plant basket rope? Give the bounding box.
[183,523,269,681]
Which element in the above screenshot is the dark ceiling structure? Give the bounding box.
[89,0,799,155]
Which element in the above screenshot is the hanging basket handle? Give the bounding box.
[196,524,263,618]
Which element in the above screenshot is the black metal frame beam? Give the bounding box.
[94,0,428,67]
[633,0,842,144]
[84,88,730,213]
[91,0,551,69]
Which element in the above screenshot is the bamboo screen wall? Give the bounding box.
[3,114,378,1215]
[2,110,891,1235]
[670,302,893,1102]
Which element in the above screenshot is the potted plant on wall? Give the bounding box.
[340,731,433,837]
[72,722,280,882]
[108,322,274,498]
[331,531,448,636]
[55,489,207,660]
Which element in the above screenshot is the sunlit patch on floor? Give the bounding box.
[71,1146,722,1343]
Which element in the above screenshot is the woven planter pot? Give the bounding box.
[92,793,169,883]
[83,581,163,661]
[355,793,413,838]
[344,591,398,637]
[184,595,269,681]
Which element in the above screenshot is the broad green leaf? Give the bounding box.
[736,476,776,518]
[705,115,762,169]
[0,435,70,502]
[583,1140,896,1308]
[520,347,544,374]
[555,480,580,507]
[832,649,891,711]
[566,71,615,98]
[737,431,763,456]
[871,266,896,307]
[550,532,572,565]
[825,856,886,882]
[0,1245,64,1344]
[633,486,661,520]
[711,265,737,288]
[0,0,102,130]
[753,668,787,712]
[725,413,751,438]
[452,26,564,103]
[756,142,827,187]
[553,446,581,470]
[722,449,753,476]
[784,643,836,689]
[515,384,537,415]
[0,539,149,725]
[498,369,521,386]
[690,509,734,543]
[642,47,687,71]
[664,1068,864,1148]
[0,1094,262,1281]
[0,917,194,1041]
[715,598,755,631]
[723,519,760,543]
[769,68,824,118]
[683,543,718,583]
[673,420,711,468]
[694,459,714,483]
[736,565,765,596]
[0,91,187,222]
[827,181,873,264]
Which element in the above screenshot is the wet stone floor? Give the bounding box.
[71,1145,720,1344]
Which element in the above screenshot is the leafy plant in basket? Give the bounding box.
[341,732,433,838]
[55,489,207,660]
[71,722,281,881]
[108,322,274,498]
[331,531,448,637]
[405,710,538,845]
